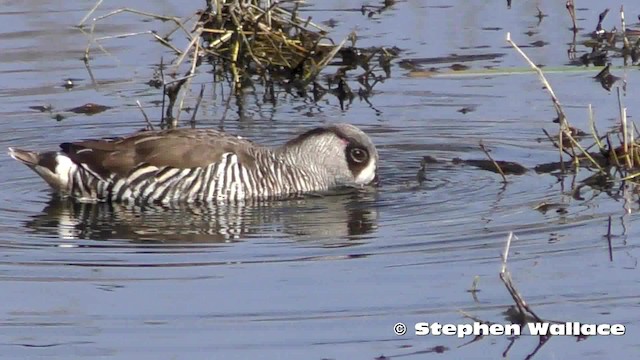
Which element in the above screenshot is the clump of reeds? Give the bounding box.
[197,0,344,87]
[507,14,640,182]
[80,0,398,128]
[577,6,640,67]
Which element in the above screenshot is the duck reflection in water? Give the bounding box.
[24,191,378,245]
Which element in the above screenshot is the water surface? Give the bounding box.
[1,0,639,359]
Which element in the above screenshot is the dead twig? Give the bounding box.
[175,39,201,125]
[94,8,189,37]
[506,33,567,127]
[77,0,104,27]
[190,84,206,129]
[500,232,544,323]
[136,100,154,131]
[479,141,507,183]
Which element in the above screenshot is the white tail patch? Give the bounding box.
[54,154,75,185]
[33,153,76,192]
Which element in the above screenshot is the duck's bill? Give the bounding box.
[370,173,379,186]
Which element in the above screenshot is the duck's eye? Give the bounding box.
[349,147,368,163]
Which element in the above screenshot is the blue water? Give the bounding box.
[1,0,639,359]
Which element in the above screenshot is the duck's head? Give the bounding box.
[282,123,379,187]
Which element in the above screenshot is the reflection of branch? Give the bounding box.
[565,0,577,32]
[606,216,614,261]
[458,310,491,347]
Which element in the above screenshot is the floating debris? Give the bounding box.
[66,103,112,115]
[361,0,396,18]
[62,78,82,90]
[29,105,54,113]
[533,202,567,213]
[457,106,475,114]
[451,158,528,176]
[593,63,620,91]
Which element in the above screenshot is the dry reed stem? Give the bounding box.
[619,87,631,168]
[606,134,622,168]
[317,37,346,69]
[479,141,507,183]
[505,33,567,126]
[630,118,636,168]
[506,32,569,172]
[619,171,640,181]
[81,4,194,48]
[261,32,292,67]
[81,24,100,89]
[265,0,272,28]
[166,12,197,40]
[633,123,640,166]
[78,0,104,27]
[302,37,347,83]
[83,56,98,89]
[500,233,513,279]
[175,27,204,70]
[190,84,206,129]
[94,31,153,41]
[151,33,183,54]
[506,32,609,173]
[588,104,605,151]
[623,107,631,168]
[92,29,186,55]
[541,129,574,158]
[81,23,122,66]
[202,28,269,35]
[270,5,326,32]
[229,7,263,68]
[215,0,222,24]
[159,56,166,126]
[206,31,234,49]
[94,8,189,37]
[621,6,630,50]
[500,232,543,323]
[230,27,241,88]
[175,39,201,125]
[564,131,605,172]
[136,100,154,131]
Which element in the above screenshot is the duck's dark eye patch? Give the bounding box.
[349,147,368,163]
